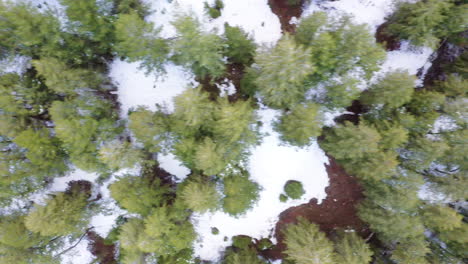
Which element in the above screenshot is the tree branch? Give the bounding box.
[54,227,94,257]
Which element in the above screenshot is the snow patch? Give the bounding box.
[192,107,329,261]
[147,0,282,44]
[58,237,94,264]
[109,60,196,117]
[158,153,191,182]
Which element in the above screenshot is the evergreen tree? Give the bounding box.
[222,173,260,216]
[283,217,335,264]
[421,205,462,233]
[275,102,322,147]
[361,70,416,109]
[98,140,142,170]
[252,35,313,109]
[194,137,227,175]
[114,12,168,74]
[223,23,256,65]
[13,129,68,175]
[0,215,43,249]
[110,174,171,216]
[24,192,89,236]
[139,205,195,256]
[180,176,220,213]
[321,121,381,160]
[391,238,430,264]
[172,14,225,79]
[223,248,267,264]
[386,0,465,47]
[333,231,372,264]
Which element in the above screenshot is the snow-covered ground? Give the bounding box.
[192,107,329,261]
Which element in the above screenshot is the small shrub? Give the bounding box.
[211,227,220,235]
[284,180,305,199]
[232,235,252,249]
[257,238,274,250]
[204,0,224,19]
[279,193,288,202]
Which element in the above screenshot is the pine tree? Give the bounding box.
[274,102,322,147]
[223,23,256,65]
[180,176,220,213]
[139,206,195,256]
[114,12,168,74]
[333,231,373,264]
[361,70,416,109]
[421,205,462,232]
[391,238,430,264]
[321,121,381,160]
[386,0,460,47]
[252,35,313,109]
[32,57,102,95]
[222,173,260,216]
[171,14,225,79]
[0,215,42,249]
[283,217,335,264]
[223,248,267,264]
[24,192,89,236]
[110,174,171,216]
[98,140,143,170]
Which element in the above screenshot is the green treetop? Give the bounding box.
[180,176,221,213]
[114,11,169,75]
[361,70,416,109]
[24,192,89,237]
[283,217,335,264]
[333,231,373,264]
[171,13,225,79]
[252,35,313,109]
[274,102,322,147]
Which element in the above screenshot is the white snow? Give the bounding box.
[109,60,196,117]
[58,237,95,264]
[431,115,459,134]
[379,41,433,84]
[147,0,282,44]
[0,56,30,75]
[158,153,191,182]
[192,107,330,261]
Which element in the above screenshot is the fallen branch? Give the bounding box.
[55,227,94,257]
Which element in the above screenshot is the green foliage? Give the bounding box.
[0,215,43,249]
[334,231,372,264]
[114,0,149,18]
[60,0,115,53]
[172,14,225,78]
[194,137,228,175]
[0,1,62,57]
[98,140,143,170]
[283,217,335,264]
[110,174,171,216]
[50,98,119,171]
[391,238,430,264]
[222,173,260,216]
[283,180,305,200]
[421,205,462,233]
[114,12,169,74]
[275,103,322,146]
[223,23,256,65]
[128,106,171,152]
[180,176,221,212]
[25,192,89,236]
[139,206,195,256]
[204,0,224,19]
[223,247,266,264]
[232,235,252,249]
[13,129,67,175]
[386,0,466,47]
[32,57,102,95]
[361,70,416,109]
[321,121,381,160]
[434,74,468,97]
[279,193,288,202]
[252,35,313,109]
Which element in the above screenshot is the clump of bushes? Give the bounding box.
[283,180,305,200]
[204,0,224,19]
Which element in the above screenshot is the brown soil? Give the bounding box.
[87,231,117,264]
[268,0,305,33]
[262,155,369,260]
[375,22,401,51]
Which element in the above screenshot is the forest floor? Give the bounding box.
[264,155,369,259]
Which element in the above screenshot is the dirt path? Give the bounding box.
[268,0,305,33]
[262,155,369,259]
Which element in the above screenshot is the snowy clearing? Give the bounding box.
[109,60,196,117]
[192,107,330,261]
